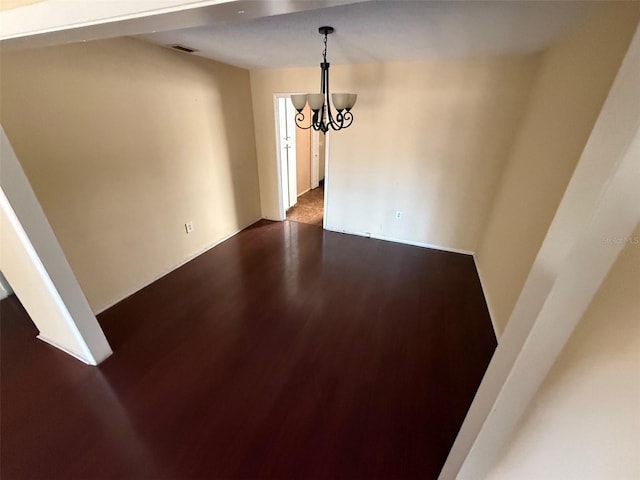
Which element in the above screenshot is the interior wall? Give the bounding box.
[486,222,640,480]
[0,37,261,312]
[296,104,311,195]
[475,2,640,335]
[442,17,640,474]
[251,54,539,252]
[1,126,112,364]
[0,190,88,356]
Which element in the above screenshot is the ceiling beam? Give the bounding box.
[0,0,367,51]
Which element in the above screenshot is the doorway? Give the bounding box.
[275,95,326,228]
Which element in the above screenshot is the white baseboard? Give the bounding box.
[94,217,261,315]
[37,334,94,365]
[473,255,500,342]
[297,188,311,197]
[323,225,475,256]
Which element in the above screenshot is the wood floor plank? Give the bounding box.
[1,220,496,479]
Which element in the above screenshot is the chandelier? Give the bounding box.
[290,26,357,133]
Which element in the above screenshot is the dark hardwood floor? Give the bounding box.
[1,220,496,480]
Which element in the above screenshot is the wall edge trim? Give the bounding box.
[473,254,500,342]
[324,225,475,255]
[37,334,94,365]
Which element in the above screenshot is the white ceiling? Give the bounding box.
[138,1,589,69]
[0,1,366,51]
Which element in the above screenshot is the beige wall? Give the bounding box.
[251,55,539,251]
[475,2,640,335]
[0,37,261,312]
[487,223,640,480]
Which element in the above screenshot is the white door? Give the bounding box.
[311,129,320,189]
[277,97,297,211]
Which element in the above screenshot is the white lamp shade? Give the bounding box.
[307,93,325,111]
[290,94,307,112]
[332,93,349,111]
[345,94,357,110]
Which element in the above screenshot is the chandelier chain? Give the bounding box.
[322,32,328,63]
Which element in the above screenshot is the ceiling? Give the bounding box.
[138,1,589,69]
[0,1,367,50]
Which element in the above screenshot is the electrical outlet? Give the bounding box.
[185,221,194,234]
[395,211,403,220]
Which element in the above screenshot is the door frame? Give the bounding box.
[274,93,328,224]
[311,130,320,190]
[322,130,330,230]
[274,94,297,220]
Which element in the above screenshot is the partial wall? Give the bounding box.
[0,37,261,312]
[488,223,640,479]
[475,2,640,335]
[1,127,112,364]
[440,15,640,476]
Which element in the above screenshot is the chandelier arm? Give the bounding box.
[312,110,325,132]
[334,111,353,130]
[328,112,343,131]
[329,111,343,131]
[294,112,313,130]
[327,107,347,131]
